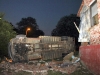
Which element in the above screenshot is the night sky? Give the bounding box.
[0,0,82,35]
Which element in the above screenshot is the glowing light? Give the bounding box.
[27,28,31,31]
[26,27,31,36]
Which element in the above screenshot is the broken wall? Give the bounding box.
[78,0,100,44]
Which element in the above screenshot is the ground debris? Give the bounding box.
[0,56,93,75]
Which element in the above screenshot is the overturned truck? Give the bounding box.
[8,35,75,62]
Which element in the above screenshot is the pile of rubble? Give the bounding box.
[0,52,80,75]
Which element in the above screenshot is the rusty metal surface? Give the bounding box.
[79,45,100,75]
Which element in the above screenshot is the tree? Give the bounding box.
[51,14,80,50]
[0,13,16,58]
[16,17,44,37]
[33,29,45,37]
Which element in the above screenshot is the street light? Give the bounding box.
[26,28,31,36]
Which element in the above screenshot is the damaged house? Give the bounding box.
[77,0,100,75]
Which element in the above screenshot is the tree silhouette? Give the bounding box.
[34,29,45,37]
[51,14,80,50]
[16,17,44,37]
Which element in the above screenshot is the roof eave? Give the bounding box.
[77,0,84,17]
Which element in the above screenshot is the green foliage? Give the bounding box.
[0,13,16,58]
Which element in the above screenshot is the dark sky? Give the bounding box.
[0,0,82,35]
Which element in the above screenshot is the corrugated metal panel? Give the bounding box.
[26,38,40,43]
[39,36,61,43]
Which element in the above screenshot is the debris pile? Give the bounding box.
[0,52,81,75]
